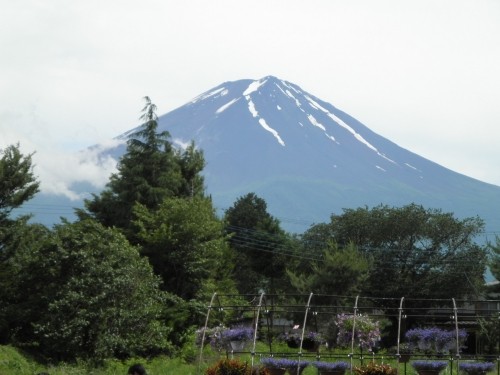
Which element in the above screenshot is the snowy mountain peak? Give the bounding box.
[180,77,402,172]
[111,76,500,233]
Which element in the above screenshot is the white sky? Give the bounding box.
[1,0,500,198]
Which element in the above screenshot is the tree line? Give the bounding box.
[1,97,499,363]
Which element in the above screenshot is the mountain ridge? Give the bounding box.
[131,75,498,233]
[28,75,500,235]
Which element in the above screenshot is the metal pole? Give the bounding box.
[299,293,314,356]
[251,293,265,368]
[396,297,405,361]
[350,296,360,374]
[198,292,217,375]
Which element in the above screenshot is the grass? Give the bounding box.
[0,345,199,375]
[1,344,498,375]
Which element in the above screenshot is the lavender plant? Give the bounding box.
[335,313,381,350]
[411,361,448,373]
[312,361,350,372]
[405,327,467,354]
[458,362,495,375]
[261,358,308,369]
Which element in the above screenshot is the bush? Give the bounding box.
[354,362,397,375]
[6,220,173,362]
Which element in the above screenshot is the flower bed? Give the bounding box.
[261,358,309,375]
[458,362,495,375]
[411,361,448,375]
[405,327,467,354]
[312,361,350,375]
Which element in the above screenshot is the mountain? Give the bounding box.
[31,75,500,235]
[119,75,500,234]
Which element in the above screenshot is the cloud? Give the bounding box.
[1,0,500,189]
[33,140,123,200]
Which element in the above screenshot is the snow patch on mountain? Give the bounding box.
[246,97,259,118]
[245,95,285,146]
[304,95,396,164]
[285,89,302,108]
[243,78,268,96]
[192,87,227,103]
[405,163,421,171]
[307,114,326,131]
[259,118,285,146]
[216,98,239,114]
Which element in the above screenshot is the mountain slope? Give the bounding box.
[116,75,499,233]
[28,76,500,236]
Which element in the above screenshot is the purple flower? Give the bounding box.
[261,358,308,369]
[222,327,254,341]
[411,361,448,372]
[313,361,350,371]
[335,314,380,350]
[279,331,323,344]
[404,328,468,353]
[459,362,495,375]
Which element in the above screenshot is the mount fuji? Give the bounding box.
[37,76,500,234]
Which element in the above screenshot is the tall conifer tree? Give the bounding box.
[80,97,205,233]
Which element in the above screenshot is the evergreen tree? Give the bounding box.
[224,193,290,295]
[0,143,41,342]
[80,97,205,233]
[0,143,39,224]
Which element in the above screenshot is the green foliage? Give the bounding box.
[0,221,50,343]
[0,144,40,312]
[0,143,39,223]
[287,242,370,297]
[0,345,39,374]
[0,345,197,375]
[477,312,500,354]
[224,193,291,294]
[134,196,235,300]
[5,219,172,362]
[80,97,205,234]
[313,203,487,301]
[488,236,500,285]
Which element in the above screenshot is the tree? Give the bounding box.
[0,143,39,223]
[287,242,370,297]
[477,312,500,355]
[0,220,49,343]
[320,204,487,301]
[488,236,500,285]
[224,193,290,294]
[4,219,171,362]
[133,196,235,300]
[80,97,205,233]
[0,143,41,342]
